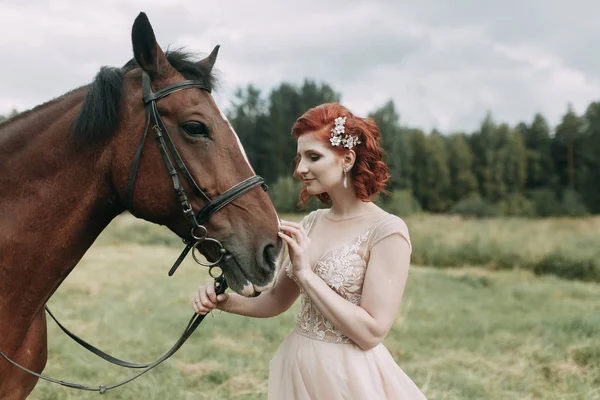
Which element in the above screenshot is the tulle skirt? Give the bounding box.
[268,330,427,399]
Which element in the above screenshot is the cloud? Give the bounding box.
[1,0,599,133]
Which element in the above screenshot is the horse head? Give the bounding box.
[73,13,282,296]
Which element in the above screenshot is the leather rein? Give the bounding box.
[0,72,268,394]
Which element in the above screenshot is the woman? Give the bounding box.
[193,103,427,399]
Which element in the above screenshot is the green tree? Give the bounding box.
[369,100,412,191]
[410,130,451,212]
[227,85,277,182]
[501,128,527,194]
[580,102,600,212]
[469,112,496,201]
[447,133,478,201]
[518,114,556,191]
[552,104,584,191]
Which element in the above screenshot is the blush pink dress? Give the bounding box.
[268,209,427,399]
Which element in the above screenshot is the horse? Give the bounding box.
[0,12,282,399]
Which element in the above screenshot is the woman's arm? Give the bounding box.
[218,270,300,318]
[194,213,317,319]
[280,220,411,351]
[193,263,300,318]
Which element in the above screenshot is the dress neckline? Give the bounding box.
[323,210,385,222]
[307,209,389,266]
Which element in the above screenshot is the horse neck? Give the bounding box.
[0,89,122,323]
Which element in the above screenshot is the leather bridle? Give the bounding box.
[0,72,269,394]
[129,72,268,276]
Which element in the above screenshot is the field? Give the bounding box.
[29,214,600,399]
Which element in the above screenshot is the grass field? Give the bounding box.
[407,215,600,281]
[29,214,600,399]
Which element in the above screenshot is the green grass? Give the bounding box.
[94,213,600,281]
[406,215,600,281]
[29,214,600,399]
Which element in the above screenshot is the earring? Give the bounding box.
[343,169,348,188]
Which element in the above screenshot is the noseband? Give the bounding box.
[126,72,268,276]
[0,72,270,394]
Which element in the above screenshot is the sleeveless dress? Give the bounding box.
[268,209,427,399]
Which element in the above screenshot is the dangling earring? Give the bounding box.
[343,169,348,188]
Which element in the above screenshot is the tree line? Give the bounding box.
[2,80,598,217]
[227,80,599,217]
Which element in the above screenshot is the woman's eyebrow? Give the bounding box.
[298,149,319,155]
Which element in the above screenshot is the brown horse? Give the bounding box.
[0,12,281,399]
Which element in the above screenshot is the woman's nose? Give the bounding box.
[297,161,308,174]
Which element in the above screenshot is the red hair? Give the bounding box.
[291,103,390,205]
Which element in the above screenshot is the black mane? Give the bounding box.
[70,49,217,145]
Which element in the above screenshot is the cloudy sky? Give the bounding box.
[1,0,599,133]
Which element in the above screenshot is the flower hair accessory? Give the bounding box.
[330,116,361,149]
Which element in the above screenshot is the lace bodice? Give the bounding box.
[285,209,411,344]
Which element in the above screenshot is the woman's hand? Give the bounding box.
[278,220,313,281]
[192,282,228,315]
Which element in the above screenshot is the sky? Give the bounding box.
[1,0,599,133]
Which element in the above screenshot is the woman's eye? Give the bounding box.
[182,121,210,138]
[310,155,320,161]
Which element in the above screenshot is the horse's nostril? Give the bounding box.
[262,244,278,272]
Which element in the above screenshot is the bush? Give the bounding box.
[449,195,499,218]
[304,196,324,212]
[561,189,589,217]
[376,190,422,216]
[533,250,600,282]
[529,189,562,217]
[269,176,302,213]
[497,194,536,217]
[269,176,323,213]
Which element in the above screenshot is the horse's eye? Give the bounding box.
[182,121,209,138]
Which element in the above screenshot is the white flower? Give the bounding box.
[334,116,346,126]
[330,135,342,146]
[330,115,360,149]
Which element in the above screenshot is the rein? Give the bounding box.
[0,72,268,394]
[1,277,227,394]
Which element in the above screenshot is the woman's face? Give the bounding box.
[295,132,344,195]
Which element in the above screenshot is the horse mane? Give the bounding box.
[70,48,218,145]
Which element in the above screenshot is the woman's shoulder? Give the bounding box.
[378,212,409,230]
[299,208,327,228]
[370,212,411,253]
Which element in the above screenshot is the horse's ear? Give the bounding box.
[198,45,220,71]
[131,12,172,78]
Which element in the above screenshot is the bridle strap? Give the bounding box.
[153,121,200,228]
[125,110,150,212]
[167,175,267,276]
[44,305,151,369]
[150,101,211,205]
[126,73,267,228]
[125,73,213,215]
[143,78,212,103]
[0,277,227,394]
[126,72,268,274]
[143,73,212,203]
[196,176,267,222]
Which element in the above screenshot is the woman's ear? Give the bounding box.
[343,150,356,171]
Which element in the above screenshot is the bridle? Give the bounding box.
[0,72,269,394]
[128,72,268,276]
